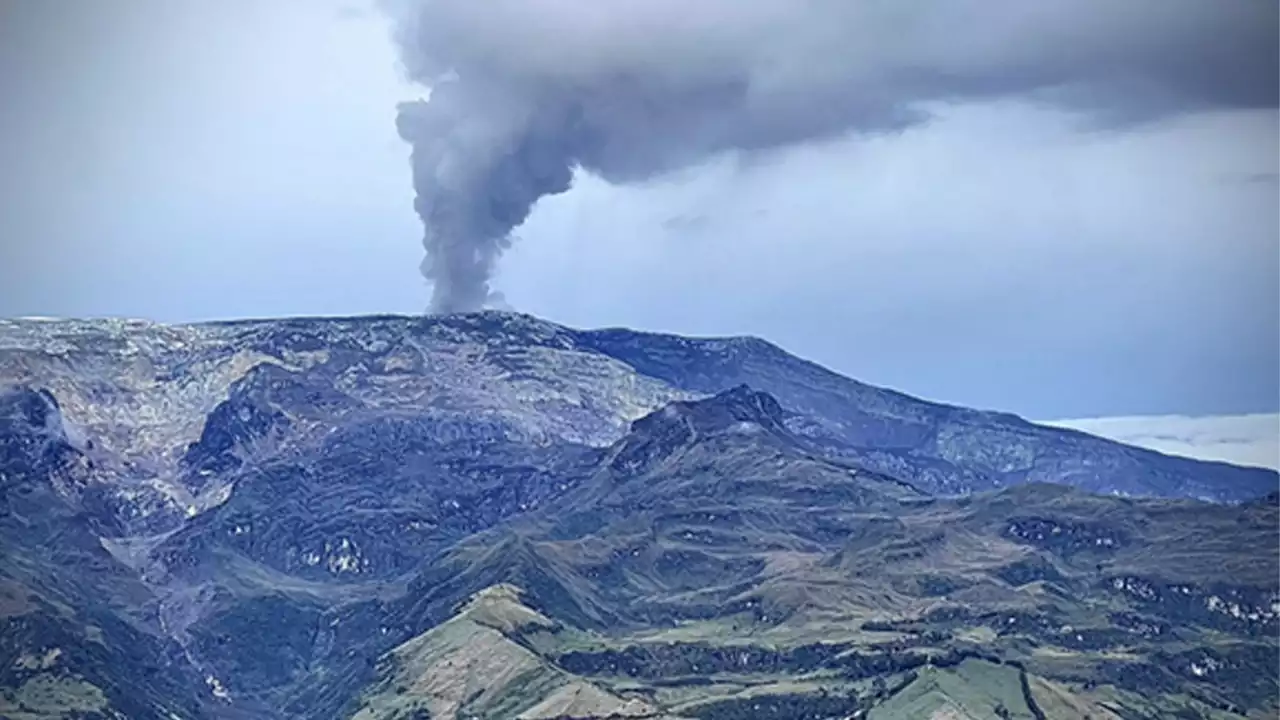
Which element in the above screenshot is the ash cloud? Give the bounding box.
[383,0,1278,314]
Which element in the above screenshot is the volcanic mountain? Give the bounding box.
[0,312,1274,719]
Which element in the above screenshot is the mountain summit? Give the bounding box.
[632,384,790,437]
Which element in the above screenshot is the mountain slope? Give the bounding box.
[372,394,1276,719]
[575,326,1277,500]
[0,389,217,719]
[349,584,671,720]
[0,312,1276,719]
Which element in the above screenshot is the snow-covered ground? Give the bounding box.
[1044,414,1279,471]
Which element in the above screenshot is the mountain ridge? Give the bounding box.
[3,312,1272,513]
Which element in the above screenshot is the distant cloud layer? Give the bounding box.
[1045,414,1280,471]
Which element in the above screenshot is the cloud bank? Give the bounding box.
[382,0,1278,312]
[1045,413,1280,471]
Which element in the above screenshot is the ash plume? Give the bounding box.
[383,0,1278,314]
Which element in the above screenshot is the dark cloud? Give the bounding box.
[383,0,1279,313]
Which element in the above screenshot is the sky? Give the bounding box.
[0,0,1277,426]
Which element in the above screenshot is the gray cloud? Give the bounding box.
[384,0,1278,313]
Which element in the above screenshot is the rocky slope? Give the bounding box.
[0,312,1275,719]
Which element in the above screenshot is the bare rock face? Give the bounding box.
[0,312,1275,719]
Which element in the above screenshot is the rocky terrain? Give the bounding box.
[0,312,1275,719]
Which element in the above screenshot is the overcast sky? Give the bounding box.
[0,0,1276,422]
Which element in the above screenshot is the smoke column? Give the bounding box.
[384,0,1277,314]
[394,83,577,313]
